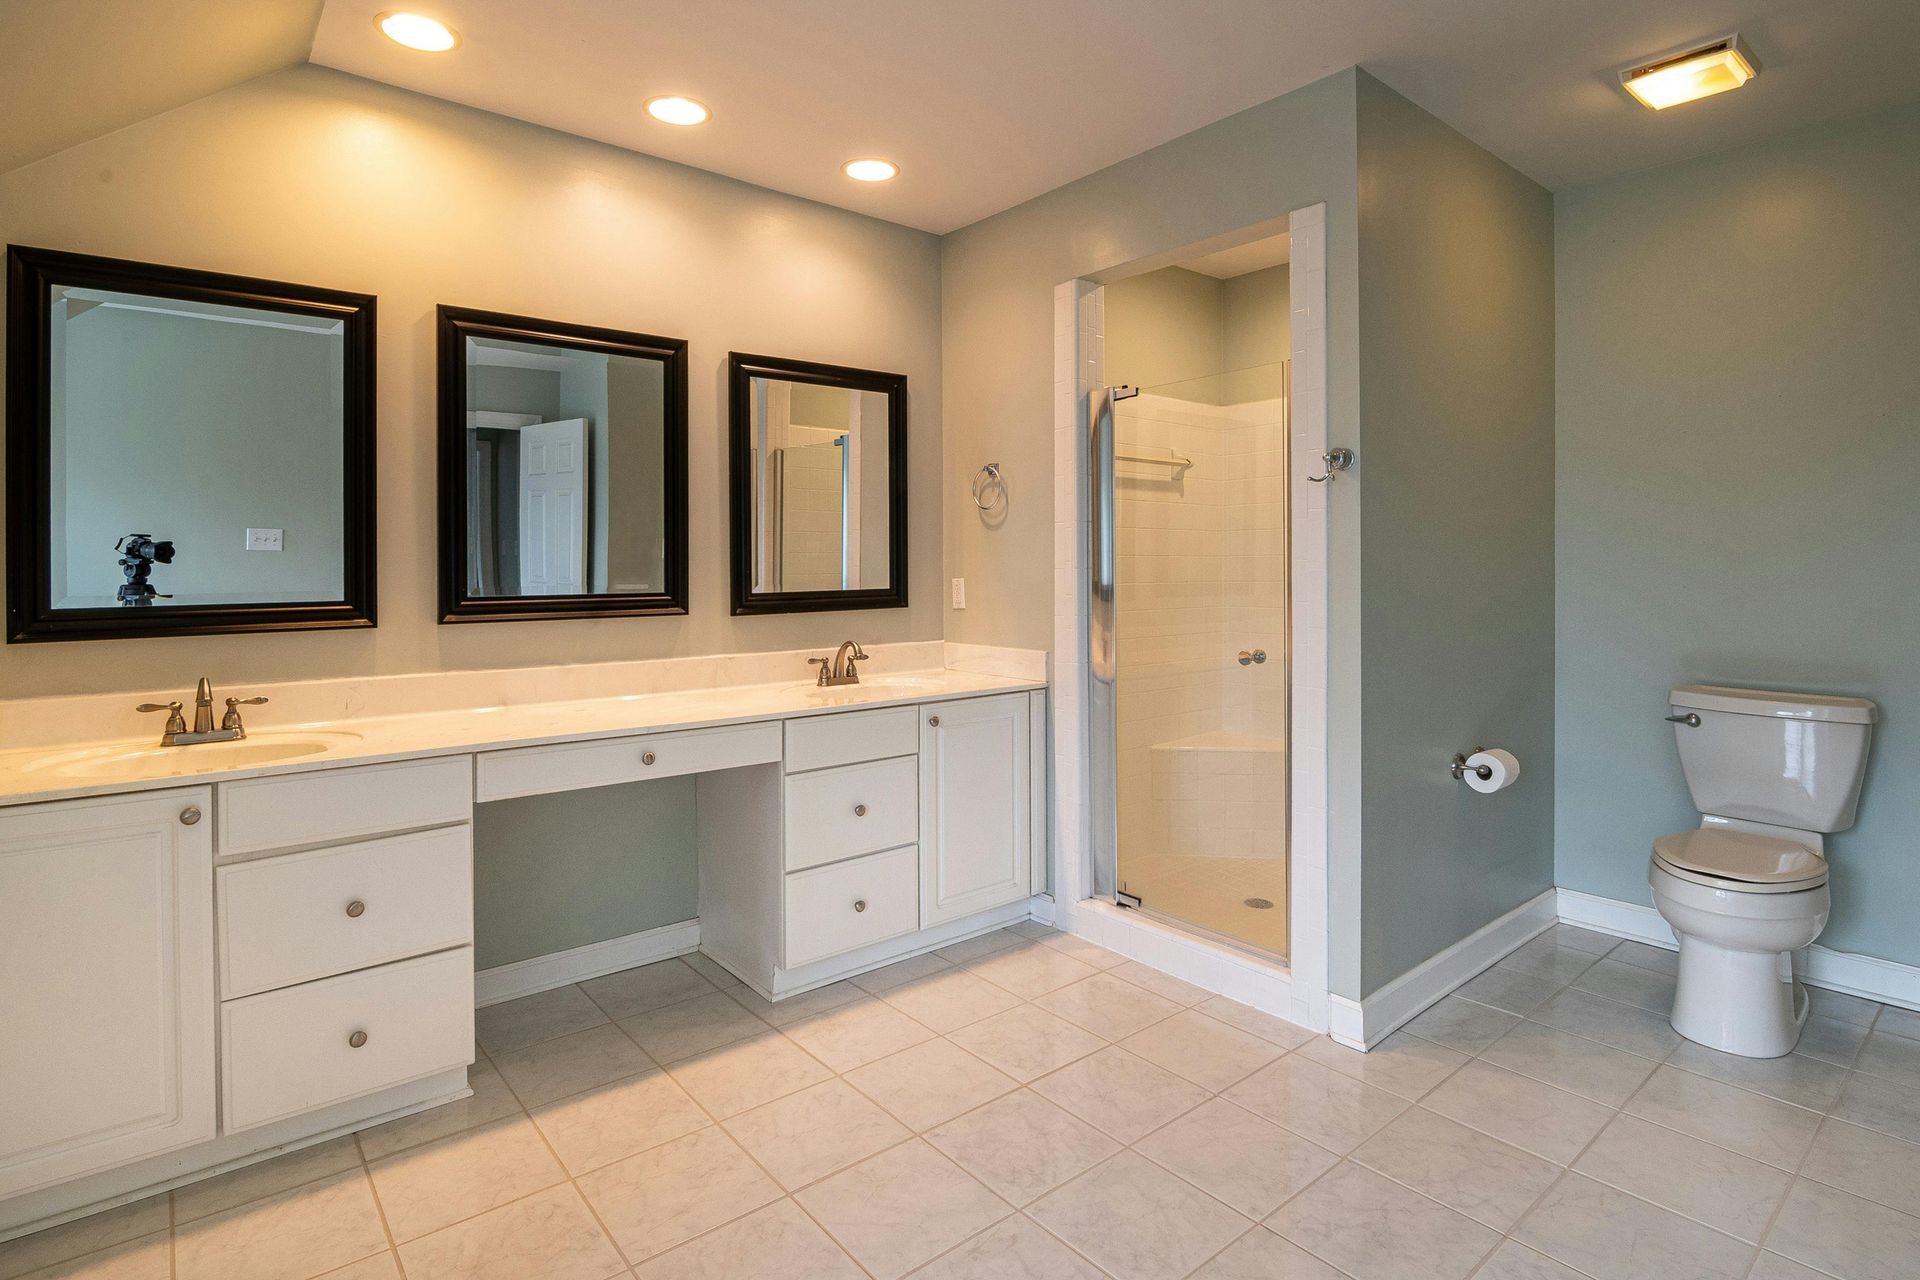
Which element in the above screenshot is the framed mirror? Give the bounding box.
[728,353,907,615]
[5,246,376,642]
[437,307,688,622]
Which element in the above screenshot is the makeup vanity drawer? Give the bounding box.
[784,845,919,968]
[219,757,472,857]
[475,722,781,801]
[221,947,473,1133]
[217,826,473,998]
[784,705,920,773]
[783,755,918,871]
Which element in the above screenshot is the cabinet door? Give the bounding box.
[919,694,1031,926]
[0,788,216,1198]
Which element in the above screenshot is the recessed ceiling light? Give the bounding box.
[377,12,459,52]
[843,158,899,183]
[1621,35,1757,110]
[645,96,712,126]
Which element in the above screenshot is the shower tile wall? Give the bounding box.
[1115,392,1288,872]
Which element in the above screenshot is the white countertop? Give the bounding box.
[0,668,1045,808]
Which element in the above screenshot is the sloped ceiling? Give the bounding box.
[0,0,323,175]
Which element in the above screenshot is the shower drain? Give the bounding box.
[1244,897,1275,910]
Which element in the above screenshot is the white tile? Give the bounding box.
[1030,1152,1249,1280]
[1515,1173,1751,1280]
[1267,1160,1498,1280]
[794,1141,1010,1280]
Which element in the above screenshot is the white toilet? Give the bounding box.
[1650,683,1877,1058]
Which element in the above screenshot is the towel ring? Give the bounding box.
[971,462,1006,512]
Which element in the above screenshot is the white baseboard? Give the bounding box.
[475,920,700,1007]
[1556,888,1920,1013]
[1028,894,1056,926]
[1334,888,1559,1050]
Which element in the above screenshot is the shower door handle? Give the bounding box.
[1089,385,1119,685]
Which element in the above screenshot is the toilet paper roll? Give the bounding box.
[1464,748,1520,794]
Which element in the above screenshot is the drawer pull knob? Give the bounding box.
[927,715,940,727]
[853,803,868,817]
[853,899,868,913]
[345,900,366,918]
[179,805,202,826]
[641,751,657,766]
[348,1030,368,1049]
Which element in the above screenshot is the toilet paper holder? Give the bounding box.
[1450,748,1494,782]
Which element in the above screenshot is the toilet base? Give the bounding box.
[1669,936,1810,1058]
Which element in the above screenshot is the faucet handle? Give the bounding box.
[808,656,831,686]
[221,695,268,734]
[137,701,188,736]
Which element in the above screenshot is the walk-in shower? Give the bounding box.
[1089,242,1292,959]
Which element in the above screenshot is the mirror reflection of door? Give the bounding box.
[462,337,661,599]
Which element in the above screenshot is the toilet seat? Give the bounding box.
[1652,829,1827,894]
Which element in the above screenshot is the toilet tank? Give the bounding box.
[1670,684,1878,833]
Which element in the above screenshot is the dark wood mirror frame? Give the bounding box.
[5,245,377,643]
[436,306,690,624]
[727,352,908,616]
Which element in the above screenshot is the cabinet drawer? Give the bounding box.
[784,706,920,773]
[476,722,781,802]
[218,826,473,999]
[219,757,472,858]
[221,947,473,1133]
[783,756,918,872]
[784,846,918,968]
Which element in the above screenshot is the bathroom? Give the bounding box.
[2,5,1919,1279]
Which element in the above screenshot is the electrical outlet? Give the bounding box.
[951,577,966,609]
[245,528,284,552]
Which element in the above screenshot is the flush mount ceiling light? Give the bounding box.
[843,158,899,182]
[646,96,711,126]
[377,12,459,52]
[1621,35,1758,110]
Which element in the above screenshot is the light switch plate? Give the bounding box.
[245,528,284,552]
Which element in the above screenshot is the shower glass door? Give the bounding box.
[1099,362,1290,959]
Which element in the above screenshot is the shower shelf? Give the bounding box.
[1114,448,1193,470]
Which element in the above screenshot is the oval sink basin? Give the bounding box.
[787,674,948,696]
[23,732,364,780]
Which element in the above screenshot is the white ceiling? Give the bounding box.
[8,3,1917,234]
[0,0,321,174]
[1182,236,1292,281]
[309,0,1920,232]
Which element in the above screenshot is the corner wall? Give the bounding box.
[1555,100,1920,966]
[1350,74,1557,996]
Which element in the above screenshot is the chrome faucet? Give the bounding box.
[136,677,268,747]
[808,640,869,687]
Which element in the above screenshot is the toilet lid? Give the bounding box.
[1652,829,1827,888]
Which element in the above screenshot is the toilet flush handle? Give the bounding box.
[1666,713,1701,728]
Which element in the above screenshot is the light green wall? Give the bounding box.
[1354,73,1556,994]
[1106,264,1291,403]
[1555,100,1920,965]
[1223,265,1290,402]
[1104,267,1226,397]
[473,779,697,969]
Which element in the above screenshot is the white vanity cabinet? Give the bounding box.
[0,788,216,1201]
[0,676,1047,1237]
[919,692,1033,926]
[701,693,1038,995]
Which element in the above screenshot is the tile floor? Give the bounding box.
[6,922,1920,1279]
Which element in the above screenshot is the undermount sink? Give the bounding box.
[22,731,365,780]
[789,674,948,696]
